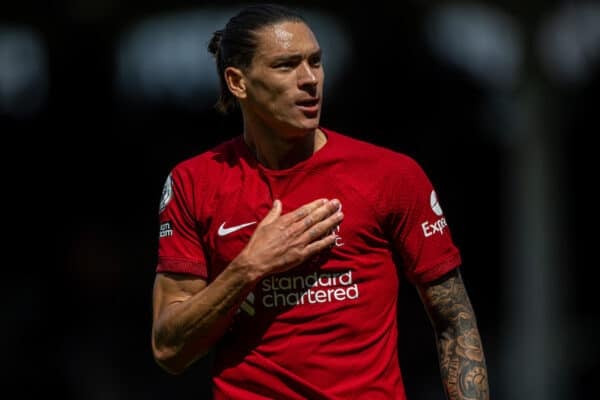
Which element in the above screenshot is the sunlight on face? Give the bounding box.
[242,21,324,135]
[273,25,294,49]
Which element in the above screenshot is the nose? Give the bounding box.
[297,61,318,87]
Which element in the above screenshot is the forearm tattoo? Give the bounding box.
[422,272,489,400]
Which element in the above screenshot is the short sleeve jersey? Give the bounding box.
[156,128,462,400]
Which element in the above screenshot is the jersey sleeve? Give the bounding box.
[385,156,461,285]
[156,165,208,278]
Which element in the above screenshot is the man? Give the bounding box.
[151,4,489,399]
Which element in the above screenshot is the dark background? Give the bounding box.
[2,0,597,399]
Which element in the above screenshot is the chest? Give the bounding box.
[202,168,388,279]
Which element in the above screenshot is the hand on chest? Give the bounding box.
[207,173,371,273]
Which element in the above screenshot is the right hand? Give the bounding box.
[236,198,343,281]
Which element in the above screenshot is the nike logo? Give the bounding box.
[218,221,257,236]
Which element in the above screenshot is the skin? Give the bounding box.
[152,19,490,400]
[153,198,343,374]
[152,21,340,374]
[224,21,325,169]
[418,269,490,399]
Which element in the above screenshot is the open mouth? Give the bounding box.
[296,98,320,115]
[296,98,319,107]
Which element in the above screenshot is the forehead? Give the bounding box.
[253,21,320,59]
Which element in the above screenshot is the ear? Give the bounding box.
[224,67,246,99]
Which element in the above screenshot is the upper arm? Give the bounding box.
[384,155,462,284]
[152,272,208,324]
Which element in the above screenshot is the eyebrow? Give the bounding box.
[270,48,322,64]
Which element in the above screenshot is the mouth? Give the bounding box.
[295,98,320,115]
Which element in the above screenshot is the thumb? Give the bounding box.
[261,199,282,225]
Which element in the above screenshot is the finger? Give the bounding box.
[260,199,282,225]
[303,230,338,255]
[290,199,340,236]
[303,199,340,231]
[303,206,343,241]
[287,198,328,223]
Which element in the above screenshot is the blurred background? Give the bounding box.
[2,0,598,399]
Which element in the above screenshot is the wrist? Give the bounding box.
[230,252,264,284]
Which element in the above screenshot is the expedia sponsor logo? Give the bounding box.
[261,270,359,308]
[430,190,443,216]
[422,190,448,237]
[421,217,448,237]
[159,221,173,238]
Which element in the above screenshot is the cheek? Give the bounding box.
[252,79,287,102]
[265,86,295,111]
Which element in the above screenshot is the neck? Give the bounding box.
[244,128,326,170]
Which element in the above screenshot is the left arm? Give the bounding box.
[416,268,490,400]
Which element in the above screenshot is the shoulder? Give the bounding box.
[160,136,244,198]
[171,136,242,176]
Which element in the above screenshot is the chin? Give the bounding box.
[278,113,320,135]
[295,124,319,136]
[298,115,321,130]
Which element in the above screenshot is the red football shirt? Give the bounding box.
[157,128,462,399]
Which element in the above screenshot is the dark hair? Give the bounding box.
[208,4,306,114]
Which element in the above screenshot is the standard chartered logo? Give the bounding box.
[261,270,359,307]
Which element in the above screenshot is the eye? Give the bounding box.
[309,54,322,67]
[275,61,295,69]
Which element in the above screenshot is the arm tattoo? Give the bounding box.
[419,270,490,400]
